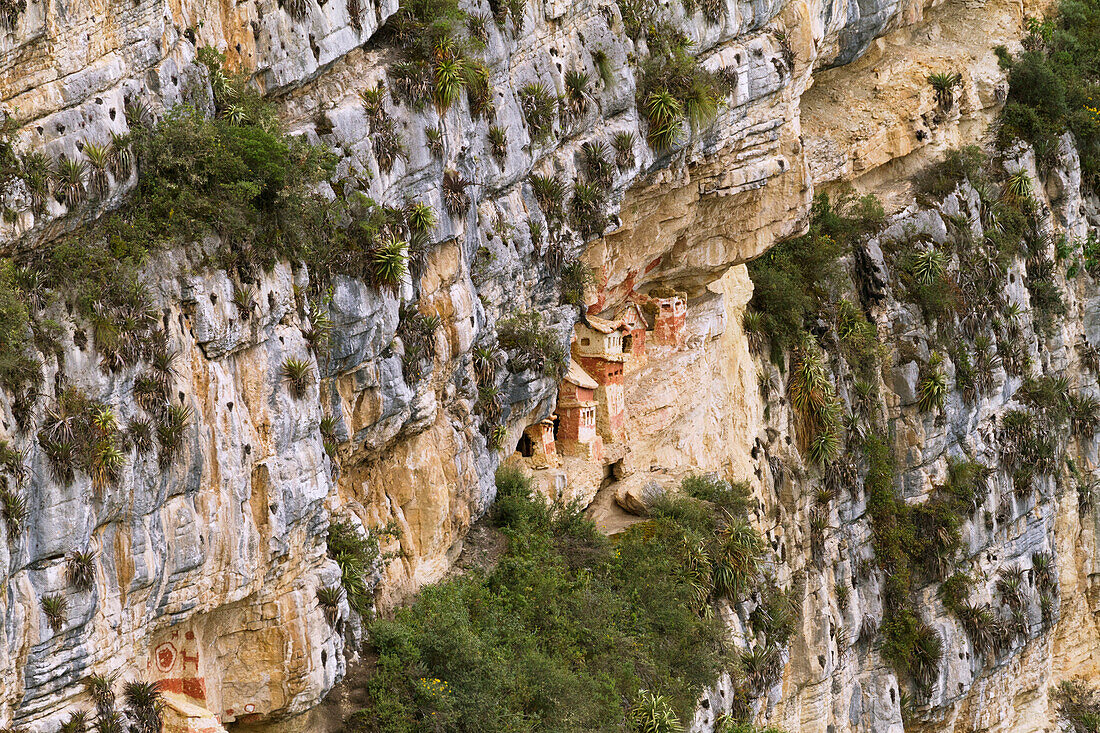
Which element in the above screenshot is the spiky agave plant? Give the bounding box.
[67,549,96,590]
[358,82,387,127]
[109,132,133,180]
[317,586,344,624]
[488,125,508,167]
[405,201,436,236]
[91,442,126,491]
[85,673,116,714]
[304,305,334,355]
[20,150,52,213]
[488,424,508,451]
[563,69,592,122]
[424,125,444,158]
[319,415,340,457]
[1006,169,1033,200]
[628,690,683,733]
[911,247,945,286]
[582,140,615,189]
[278,0,309,20]
[917,353,948,412]
[570,180,608,239]
[465,60,494,120]
[442,169,472,217]
[927,71,962,111]
[519,82,557,142]
[0,488,27,537]
[788,339,838,447]
[83,142,112,198]
[232,283,256,318]
[711,517,765,600]
[478,385,504,420]
[808,428,841,465]
[612,130,636,170]
[157,403,193,468]
[59,710,90,733]
[122,679,164,733]
[41,593,68,632]
[742,309,765,354]
[372,117,407,175]
[529,173,564,218]
[643,90,683,152]
[281,358,315,399]
[683,76,719,131]
[472,346,502,386]
[370,235,408,287]
[55,156,87,209]
[466,12,490,45]
[432,39,467,113]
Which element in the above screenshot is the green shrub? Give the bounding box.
[0,260,40,395]
[997,1,1100,184]
[328,518,382,617]
[351,465,755,730]
[746,191,881,361]
[879,609,943,692]
[636,44,722,151]
[682,474,751,515]
[496,311,567,378]
[1054,679,1100,733]
[915,145,984,199]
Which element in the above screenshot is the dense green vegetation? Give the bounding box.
[746,190,884,363]
[745,190,884,460]
[1055,679,1100,732]
[344,468,789,732]
[997,4,1100,183]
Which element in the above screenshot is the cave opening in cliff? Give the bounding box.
[517,431,535,457]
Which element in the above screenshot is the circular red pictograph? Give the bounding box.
[154,642,177,673]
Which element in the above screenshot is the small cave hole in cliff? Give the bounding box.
[517,432,535,458]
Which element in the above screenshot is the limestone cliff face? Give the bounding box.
[0,0,1082,727]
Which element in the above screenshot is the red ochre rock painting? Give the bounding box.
[149,629,207,703]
